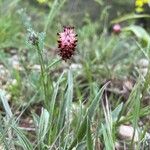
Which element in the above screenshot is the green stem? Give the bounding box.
[36,44,48,108]
[46,58,61,70]
[44,0,58,33]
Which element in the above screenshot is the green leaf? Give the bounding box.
[0,89,13,118]
[123,25,150,46]
[111,13,150,24]
[111,102,123,122]
[101,124,113,150]
[39,108,49,139]
[87,81,110,119]
[12,126,33,150]
[68,82,110,150]
[48,71,64,144]
[66,69,73,118]
[44,0,66,32]
[55,69,73,142]
[94,0,104,5]
[36,108,49,149]
[86,117,93,150]
[131,87,141,145]
[68,115,87,150]
[38,32,46,51]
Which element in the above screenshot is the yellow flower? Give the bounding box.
[135,0,150,13]
[135,0,144,7]
[136,7,144,12]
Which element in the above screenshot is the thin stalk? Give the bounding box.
[35,43,48,108]
[44,0,66,33]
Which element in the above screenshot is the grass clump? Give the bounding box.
[0,0,150,150]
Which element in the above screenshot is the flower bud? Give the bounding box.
[113,24,121,34]
[28,31,38,45]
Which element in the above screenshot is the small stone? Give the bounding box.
[118,125,139,142]
[0,145,4,150]
[138,58,149,68]
[145,132,150,140]
[0,65,10,83]
[140,132,150,149]
[10,48,17,55]
[11,79,17,86]
[143,95,150,106]
[32,64,41,71]
[123,80,133,91]
[0,89,11,101]
[70,63,82,70]
[9,55,23,71]
[12,61,21,70]
[115,141,121,150]
[5,93,11,101]
[29,119,33,124]
[139,68,148,77]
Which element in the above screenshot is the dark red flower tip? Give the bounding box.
[57,26,77,61]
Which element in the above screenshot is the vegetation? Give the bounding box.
[0,0,150,149]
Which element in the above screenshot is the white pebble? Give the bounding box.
[118,125,139,142]
[138,58,149,68]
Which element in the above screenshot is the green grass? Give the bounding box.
[0,0,150,149]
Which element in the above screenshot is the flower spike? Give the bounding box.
[57,26,77,61]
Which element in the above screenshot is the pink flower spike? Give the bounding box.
[57,26,77,61]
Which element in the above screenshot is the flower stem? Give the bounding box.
[36,43,49,108]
